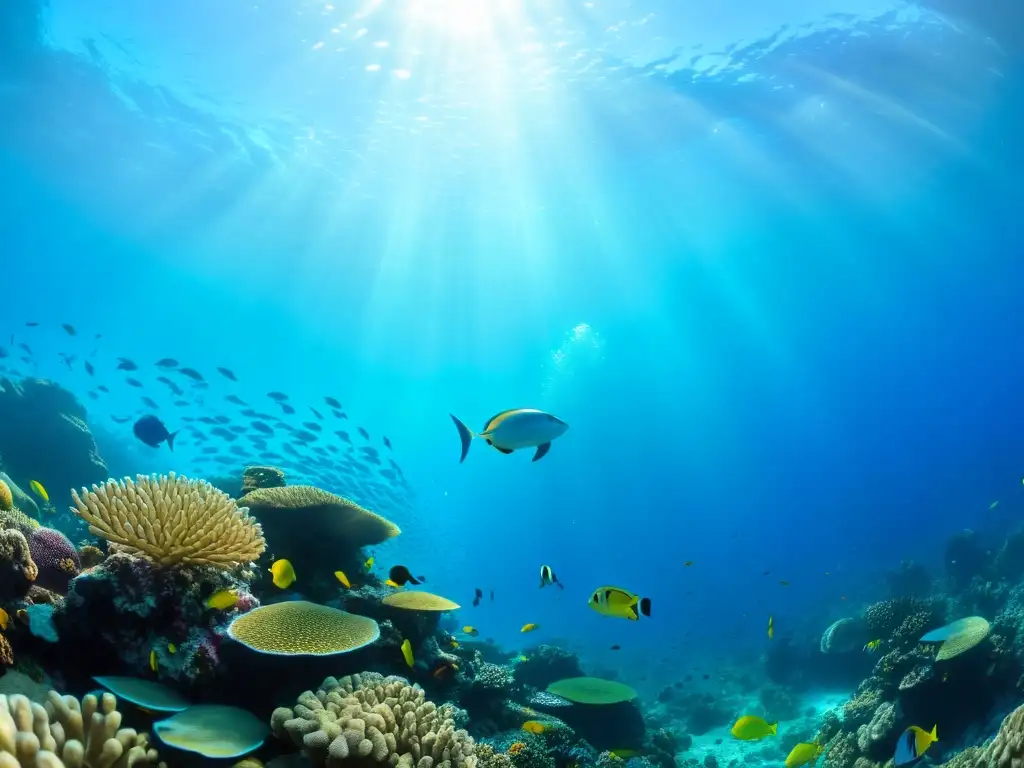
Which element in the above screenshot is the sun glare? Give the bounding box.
[404,0,523,40]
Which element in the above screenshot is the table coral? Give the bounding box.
[271,672,478,768]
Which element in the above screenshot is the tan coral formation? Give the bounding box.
[938,702,1024,768]
[0,690,164,768]
[270,673,477,768]
[70,473,265,568]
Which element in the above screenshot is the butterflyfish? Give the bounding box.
[522,721,548,735]
[730,715,777,740]
[28,480,48,503]
[785,743,823,768]
[894,725,938,766]
[206,589,241,610]
[149,649,158,672]
[389,565,425,586]
[269,559,296,589]
[449,409,568,463]
[540,565,563,589]
[521,623,539,633]
[588,586,651,621]
[335,570,351,588]
[462,626,480,637]
[401,639,414,668]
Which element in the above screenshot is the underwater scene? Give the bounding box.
[2,0,1024,766]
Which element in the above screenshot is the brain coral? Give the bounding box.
[228,601,380,656]
[270,672,478,768]
[71,473,265,568]
[0,480,11,512]
[28,527,80,593]
[0,689,163,768]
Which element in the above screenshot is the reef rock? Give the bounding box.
[0,378,107,502]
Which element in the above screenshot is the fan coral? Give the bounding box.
[270,672,478,768]
[0,690,163,768]
[71,473,265,568]
[28,528,80,593]
[0,480,11,512]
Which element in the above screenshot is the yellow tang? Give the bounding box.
[401,639,414,668]
[385,579,402,588]
[335,570,351,588]
[588,586,651,621]
[785,743,823,768]
[149,649,157,672]
[731,715,777,741]
[29,480,48,503]
[522,721,548,735]
[207,589,241,610]
[0,607,9,630]
[269,559,296,589]
[521,623,539,633]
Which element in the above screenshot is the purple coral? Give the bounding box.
[28,526,80,594]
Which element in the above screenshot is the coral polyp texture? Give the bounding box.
[0,690,164,768]
[227,601,380,656]
[382,592,461,612]
[70,472,266,568]
[270,672,478,768]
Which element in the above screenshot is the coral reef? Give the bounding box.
[0,528,38,601]
[513,646,584,690]
[271,672,477,768]
[240,466,286,496]
[71,473,266,567]
[0,378,108,503]
[0,689,163,768]
[27,528,80,594]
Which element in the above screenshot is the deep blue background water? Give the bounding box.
[1,0,1023,692]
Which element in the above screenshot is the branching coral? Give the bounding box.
[71,473,265,568]
[0,690,163,768]
[271,673,477,768]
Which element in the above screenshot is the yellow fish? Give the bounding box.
[731,715,777,740]
[864,639,881,653]
[522,721,548,735]
[785,743,823,768]
[335,570,351,588]
[521,623,539,633]
[450,409,569,463]
[269,559,296,589]
[896,725,938,766]
[463,626,480,636]
[767,615,774,639]
[610,750,641,759]
[29,480,48,503]
[149,649,157,672]
[0,607,9,630]
[365,556,375,570]
[588,586,651,621]
[401,639,414,668]
[207,589,241,610]
[449,640,460,649]
[168,643,177,654]
[385,579,402,588]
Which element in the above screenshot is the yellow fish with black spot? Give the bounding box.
[588,586,651,621]
[731,715,777,740]
[785,743,823,768]
[450,409,568,463]
[463,626,480,637]
[269,559,296,589]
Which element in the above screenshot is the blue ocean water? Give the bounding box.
[1,0,1023,705]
